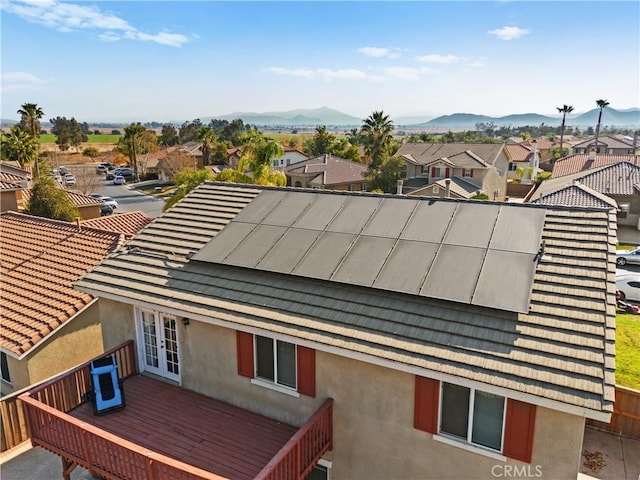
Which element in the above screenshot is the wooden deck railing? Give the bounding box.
[1,341,137,452]
[255,398,334,480]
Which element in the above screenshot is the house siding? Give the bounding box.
[100,304,587,479]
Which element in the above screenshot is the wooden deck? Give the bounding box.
[69,375,298,480]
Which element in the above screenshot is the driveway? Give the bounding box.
[94,182,165,218]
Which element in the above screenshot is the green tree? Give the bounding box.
[179,119,202,143]
[346,127,361,145]
[595,99,610,149]
[50,116,87,151]
[159,124,179,146]
[17,103,44,138]
[82,147,100,159]
[163,168,215,211]
[241,133,285,184]
[361,111,394,170]
[197,126,217,166]
[305,125,336,156]
[366,156,404,193]
[1,126,39,169]
[25,176,79,221]
[556,104,574,163]
[117,123,157,181]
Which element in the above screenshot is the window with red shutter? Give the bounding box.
[297,346,316,397]
[445,168,450,178]
[414,376,440,433]
[503,399,536,463]
[431,167,436,177]
[236,331,254,378]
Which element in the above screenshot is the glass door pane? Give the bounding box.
[162,316,180,381]
[141,311,159,370]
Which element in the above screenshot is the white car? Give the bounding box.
[101,196,118,210]
[616,274,640,302]
[64,173,76,186]
[113,175,126,185]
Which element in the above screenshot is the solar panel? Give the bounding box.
[194,190,546,313]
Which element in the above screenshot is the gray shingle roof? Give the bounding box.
[75,183,616,418]
[552,154,636,178]
[408,176,482,199]
[396,143,505,166]
[572,135,634,149]
[532,183,618,210]
[532,162,640,201]
[285,154,367,186]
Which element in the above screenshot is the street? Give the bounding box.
[93,180,165,218]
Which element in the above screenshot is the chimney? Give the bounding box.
[396,179,404,195]
[588,148,597,161]
[445,178,451,198]
[529,140,539,182]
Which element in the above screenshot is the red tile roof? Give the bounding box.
[505,143,532,162]
[21,189,102,208]
[551,154,636,178]
[81,211,154,238]
[0,212,124,357]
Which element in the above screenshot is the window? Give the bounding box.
[306,463,329,480]
[440,383,505,451]
[256,336,297,389]
[236,331,316,397]
[508,163,517,172]
[432,167,444,178]
[1,352,10,384]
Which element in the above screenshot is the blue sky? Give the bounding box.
[1,0,639,123]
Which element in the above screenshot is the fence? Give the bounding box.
[587,385,640,438]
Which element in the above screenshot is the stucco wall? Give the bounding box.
[98,298,137,351]
[179,319,586,480]
[0,355,29,396]
[26,301,104,387]
[0,191,19,213]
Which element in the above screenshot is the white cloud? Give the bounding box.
[487,26,530,41]
[359,47,401,59]
[0,71,47,92]
[466,57,487,68]
[267,67,368,81]
[383,66,436,81]
[1,0,190,47]
[415,54,460,64]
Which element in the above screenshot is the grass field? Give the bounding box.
[39,134,121,143]
[616,312,640,389]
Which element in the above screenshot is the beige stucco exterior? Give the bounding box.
[0,301,103,396]
[99,300,587,480]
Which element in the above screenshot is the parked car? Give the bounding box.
[96,165,108,174]
[616,274,640,302]
[100,203,114,216]
[101,197,118,210]
[113,175,126,185]
[90,193,103,199]
[58,166,68,175]
[64,173,76,186]
[106,172,115,181]
[616,247,640,266]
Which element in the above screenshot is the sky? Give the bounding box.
[1,0,639,123]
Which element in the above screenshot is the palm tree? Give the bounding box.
[594,99,610,151]
[556,104,574,163]
[17,103,44,175]
[361,111,394,170]
[197,126,217,166]
[1,126,39,169]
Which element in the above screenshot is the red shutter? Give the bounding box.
[461,169,466,177]
[470,169,474,177]
[414,376,439,433]
[431,167,436,177]
[296,346,316,397]
[445,168,450,178]
[236,331,254,378]
[503,399,536,463]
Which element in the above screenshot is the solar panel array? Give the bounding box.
[193,190,547,313]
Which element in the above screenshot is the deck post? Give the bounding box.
[61,457,77,480]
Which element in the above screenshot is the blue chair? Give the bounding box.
[90,354,125,415]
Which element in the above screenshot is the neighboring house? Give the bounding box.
[0,212,125,396]
[178,141,204,168]
[529,161,640,228]
[571,135,635,155]
[504,142,542,182]
[530,181,619,211]
[551,151,637,178]
[271,146,310,168]
[395,143,508,200]
[284,154,368,191]
[0,163,31,185]
[407,176,484,199]
[21,189,103,220]
[0,179,27,213]
[226,147,243,169]
[64,183,616,480]
[81,211,154,238]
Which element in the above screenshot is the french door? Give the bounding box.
[137,309,181,383]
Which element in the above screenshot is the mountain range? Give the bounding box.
[2,107,638,130]
[206,106,640,129]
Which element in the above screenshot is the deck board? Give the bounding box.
[70,375,297,479]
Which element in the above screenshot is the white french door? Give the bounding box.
[137,309,181,383]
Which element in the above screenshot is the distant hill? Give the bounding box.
[207,107,362,126]
[420,108,640,129]
[0,118,18,129]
